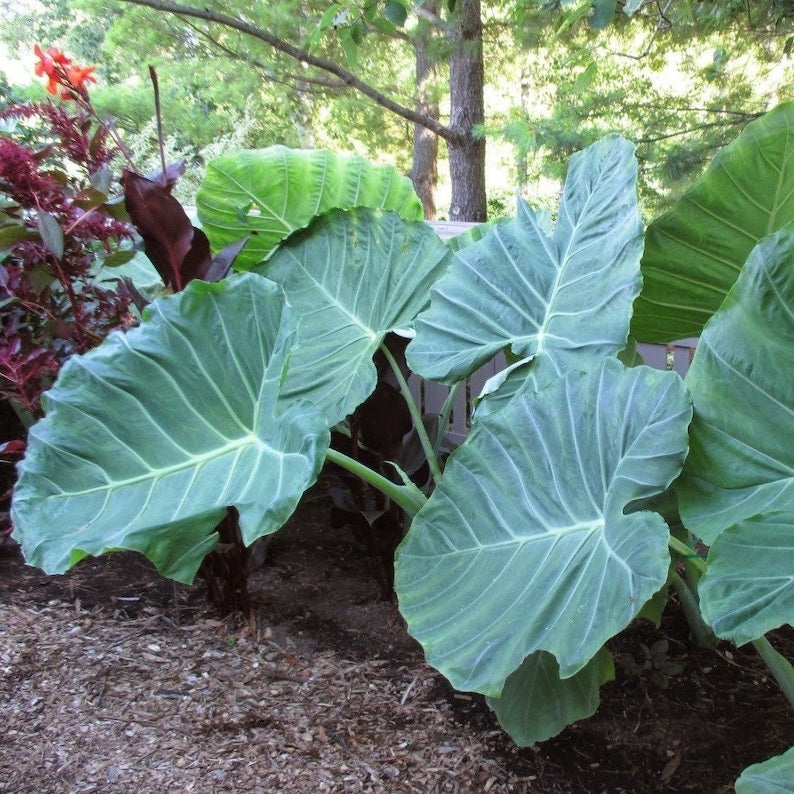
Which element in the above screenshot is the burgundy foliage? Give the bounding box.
[122,169,244,291]
[0,99,137,536]
[0,102,136,418]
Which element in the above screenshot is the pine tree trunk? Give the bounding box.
[447,0,487,222]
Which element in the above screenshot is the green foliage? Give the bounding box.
[632,103,794,342]
[396,358,689,694]
[736,746,794,793]
[486,2,793,216]
[676,226,794,644]
[12,275,330,582]
[487,648,615,746]
[407,136,643,399]
[253,207,449,424]
[9,120,794,787]
[196,146,424,268]
[89,0,417,171]
[0,0,110,67]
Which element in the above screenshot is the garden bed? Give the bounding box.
[1,480,792,793]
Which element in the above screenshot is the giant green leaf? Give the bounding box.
[406,135,643,406]
[736,747,794,793]
[253,207,450,425]
[196,146,424,269]
[632,103,794,342]
[677,226,794,642]
[486,648,614,746]
[395,359,691,697]
[678,226,794,544]
[11,274,329,583]
[699,516,794,644]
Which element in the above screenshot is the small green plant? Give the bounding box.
[616,639,684,690]
[10,106,794,788]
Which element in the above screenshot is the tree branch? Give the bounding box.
[414,4,450,30]
[115,0,459,143]
[181,18,350,92]
[635,115,763,145]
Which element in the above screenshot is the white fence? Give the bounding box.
[408,340,698,446]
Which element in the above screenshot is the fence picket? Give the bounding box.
[408,341,697,443]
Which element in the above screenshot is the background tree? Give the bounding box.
[3,0,794,219]
[74,0,489,220]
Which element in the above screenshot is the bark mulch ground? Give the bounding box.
[1,482,792,793]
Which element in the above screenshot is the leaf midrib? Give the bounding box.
[39,432,278,500]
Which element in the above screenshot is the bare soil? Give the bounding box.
[1,479,792,793]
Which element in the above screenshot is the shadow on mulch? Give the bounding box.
[1,481,792,793]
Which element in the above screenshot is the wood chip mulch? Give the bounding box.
[1,599,536,793]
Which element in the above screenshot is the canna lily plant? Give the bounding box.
[11,107,794,787]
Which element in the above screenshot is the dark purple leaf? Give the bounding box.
[178,227,213,284]
[118,276,151,313]
[122,169,210,291]
[201,235,250,283]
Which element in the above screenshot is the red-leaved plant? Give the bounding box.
[0,47,137,420]
[0,47,138,538]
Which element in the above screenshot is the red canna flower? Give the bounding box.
[65,64,97,94]
[33,44,95,101]
[33,43,71,75]
[33,44,71,95]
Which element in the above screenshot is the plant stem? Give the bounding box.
[752,635,794,709]
[670,533,794,707]
[379,343,442,481]
[148,66,169,189]
[669,569,716,648]
[668,535,707,575]
[325,447,427,517]
[434,381,460,454]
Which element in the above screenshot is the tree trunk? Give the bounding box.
[115,0,489,222]
[447,0,487,222]
[411,11,440,220]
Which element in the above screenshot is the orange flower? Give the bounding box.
[34,44,70,76]
[33,44,95,100]
[34,44,71,96]
[65,64,97,93]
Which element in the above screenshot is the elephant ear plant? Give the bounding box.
[10,112,794,788]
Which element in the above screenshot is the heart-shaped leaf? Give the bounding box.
[11,273,329,583]
[677,225,794,643]
[395,359,691,696]
[254,207,450,425]
[196,147,424,269]
[407,135,643,405]
[678,226,794,543]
